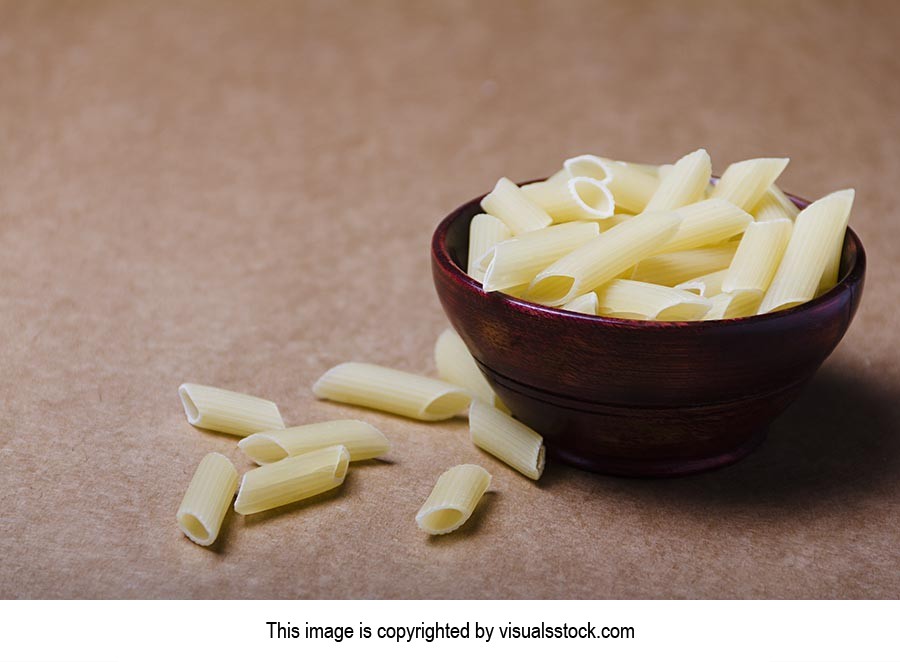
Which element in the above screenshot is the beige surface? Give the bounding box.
[1,0,898,599]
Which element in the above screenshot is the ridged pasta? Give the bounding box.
[596,279,712,321]
[434,328,506,410]
[601,160,660,213]
[239,420,389,465]
[527,210,682,306]
[721,218,793,295]
[234,445,350,515]
[176,452,238,546]
[711,158,790,212]
[759,189,855,314]
[469,401,545,480]
[701,291,762,320]
[467,213,511,282]
[562,154,611,182]
[481,177,553,235]
[416,464,491,535]
[661,198,751,253]
[675,269,728,297]
[560,291,598,314]
[630,243,737,287]
[751,185,800,221]
[482,222,600,292]
[178,383,285,437]
[521,177,614,222]
[644,149,711,211]
[313,362,471,421]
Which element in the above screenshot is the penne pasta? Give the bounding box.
[238,420,389,465]
[601,159,660,213]
[467,213,511,282]
[234,445,350,515]
[481,177,553,235]
[758,189,855,314]
[482,222,600,292]
[527,210,682,306]
[561,291,598,314]
[178,383,285,437]
[596,279,712,321]
[562,154,611,182]
[721,218,793,295]
[545,169,569,184]
[661,198,752,253]
[312,362,471,421]
[701,291,762,320]
[594,213,634,232]
[469,400,545,479]
[751,184,800,221]
[630,243,738,288]
[176,452,238,546]
[711,157,790,212]
[416,464,491,535]
[521,177,614,222]
[434,328,506,410]
[644,148,711,211]
[675,269,728,298]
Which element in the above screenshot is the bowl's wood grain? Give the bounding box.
[432,187,866,477]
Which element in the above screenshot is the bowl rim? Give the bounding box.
[432,180,866,329]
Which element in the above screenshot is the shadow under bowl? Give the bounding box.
[431,186,866,477]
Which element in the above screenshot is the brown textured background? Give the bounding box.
[1,0,898,599]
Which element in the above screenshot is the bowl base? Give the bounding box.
[548,428,767,478]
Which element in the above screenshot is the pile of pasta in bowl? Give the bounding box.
[468,149,854,321]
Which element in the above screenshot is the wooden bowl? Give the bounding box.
[431,185,866,477]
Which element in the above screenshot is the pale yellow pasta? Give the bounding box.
[527,210,682,306]
[721,218,793,295]
[467,214,511,282]
[416,464,491,535]
[630,243,737,288]
[521,177,614,222]
[434,328,505,409]
[711,158,790,212]
[561,291,598,314]
[675,269,728,297]
[481,177,553,235]
[469,400,545,480]
[602,160,660,213]
[660,199,751,252]
[239,420,389,465]
[234,445,350,515]
[562,154,611,182]
[545,169,568,184]
[752,185,800,221]
[759,189,855,314]
[482,222,600,292]
[596,279,712,321]
[176,452,238,546]
[644,148,711,211]
[313,362,471,421]
[594,213,634,232]
[701,291,762,320]
[178,383,285,437]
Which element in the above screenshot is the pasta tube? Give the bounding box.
[527,210,682,306]
[178,383,285,437]
[481,177,552,235]
[416,464,492,535]
[630,243,738,288]
[312,362,471,421]
[721,218,793,295]
[711,158,790,212]
[469,400,545,480]
[675,269,728,297]
[176,452,238,546]
[239,420,389,465]
[467,213,511,282]
[560,291,598,314]
[602,160,660,213]
[644,148,711,211]
[596,279,712,321]
[751,184,799,221]
[482,222,600,292]
[660,199,751,253]
[434,328,506,410]
[758,189,855,314]
[234,445,350,515]
[562,154,612,182]
[521,177,614,222]
[702,291,762,320]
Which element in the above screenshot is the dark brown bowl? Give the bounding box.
[431,185,866,477]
